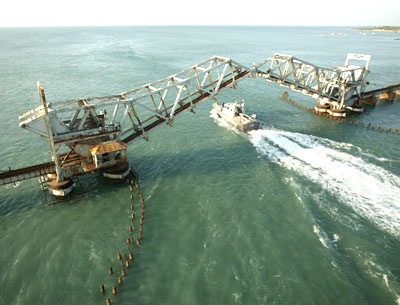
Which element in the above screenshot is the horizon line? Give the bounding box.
[1,24,398,29]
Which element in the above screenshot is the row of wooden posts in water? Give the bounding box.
[100,176,146,305]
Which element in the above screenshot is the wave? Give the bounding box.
[249,129,400,238]
[313,225,340,249]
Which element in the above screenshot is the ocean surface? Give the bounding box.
[0,26,400,305]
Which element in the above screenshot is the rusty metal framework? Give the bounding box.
[19,56,249,142]
[8,52,376,187]
[254,53,371,108]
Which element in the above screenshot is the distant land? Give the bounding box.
[353,26,400,33]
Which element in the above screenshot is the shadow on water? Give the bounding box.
[0,180,44,217]
[0,138,259,217]
[0,171,122,216]
[129,136,260,179]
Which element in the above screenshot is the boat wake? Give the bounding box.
[249,128,400,238]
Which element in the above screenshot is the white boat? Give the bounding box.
[212,101,260,132]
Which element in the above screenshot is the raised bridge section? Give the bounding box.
[122,70,250,143]
[254,53,371,108]
[2,52,398,187]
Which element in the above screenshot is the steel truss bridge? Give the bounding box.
[2,52,398,186]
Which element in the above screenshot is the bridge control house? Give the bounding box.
[90,141,127,170]
[89,141,130,179]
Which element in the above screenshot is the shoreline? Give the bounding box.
[353,26,400,33]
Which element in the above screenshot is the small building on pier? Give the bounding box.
[90,141,128,170]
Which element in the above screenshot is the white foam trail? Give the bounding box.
[145,171,162,201]
[313,225,330,249]
[250,129,400,238]
[383,274,390,289]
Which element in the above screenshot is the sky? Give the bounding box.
[0,0,399,27]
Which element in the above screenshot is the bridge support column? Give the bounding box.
[48,178,74,197]
[379,91,396,101]
[102,162,132,180]
[361,95,378,105]
[314,102,330,113]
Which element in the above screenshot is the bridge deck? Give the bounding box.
[0,162,55,186]
[122,70,250,143]
[362,83,400,98]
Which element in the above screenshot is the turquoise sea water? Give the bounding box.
[0,26,400,305]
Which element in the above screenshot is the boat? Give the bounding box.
[212,100,260,132]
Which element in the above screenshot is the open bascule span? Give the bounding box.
[1,53,399,198]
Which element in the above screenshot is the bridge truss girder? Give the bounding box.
[18,56,251,180]
[254,53,370,108]
[20,56,249,144]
